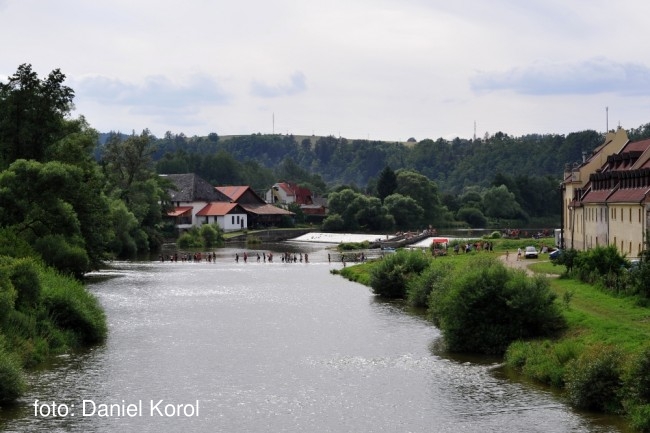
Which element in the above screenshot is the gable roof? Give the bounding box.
[167,206,193,217]
[196,202,243,216]
[216,186,266,204]
[163,173,229,202]
[274,182,313,204]
[240,203,294,216]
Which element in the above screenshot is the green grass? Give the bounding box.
[529,260,566,275]
[551,277,650,353]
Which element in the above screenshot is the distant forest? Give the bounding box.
[98,123,650,193]
[96,123,650,228]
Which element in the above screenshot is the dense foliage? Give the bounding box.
[427,256,565,354]
[1,64,168,272]
[0,256,107,404]
[369,250,430,298]
[0,64,151,404]
[366,250,566,355]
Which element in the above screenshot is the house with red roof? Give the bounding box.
[265,182,313,205]
[265,182,327,221]
[562,128,650,258]
[216,185,294,228]
[162,173,248,232]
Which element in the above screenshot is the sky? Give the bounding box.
[2,0,650,142]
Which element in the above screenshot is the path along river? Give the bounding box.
[0,240,630,432]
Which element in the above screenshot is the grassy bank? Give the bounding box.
[336,238,650,431]
[0,257,107,404]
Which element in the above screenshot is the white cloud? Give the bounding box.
[2,0,650,140]
[471,58,650,96]
[251,72,307,98]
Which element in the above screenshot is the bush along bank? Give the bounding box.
[337,245,650,432]
[0,256,107,405]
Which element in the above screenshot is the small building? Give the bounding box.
[266,182,313,205]
[162,173,247,232]
[265,182,327,221]
[196,202,248,231]
[216,185,294,228]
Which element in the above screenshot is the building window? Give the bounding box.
[232,216,235,224]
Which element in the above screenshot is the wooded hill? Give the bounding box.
[101,123,650,196]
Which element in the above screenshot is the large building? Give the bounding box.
[562,128,650,258]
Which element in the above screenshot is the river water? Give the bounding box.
[0,243,629,432]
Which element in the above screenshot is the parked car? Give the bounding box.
[549,248,562,260]
[524,246,538,259]
[628,258,641,271]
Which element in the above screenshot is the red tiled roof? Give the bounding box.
[623,139,650,153]
[608,188,650,203]
[167,206,193,217]
[581,189,613,203]
[215,186,249,201]
[196,202,240,216]
[276,182,295,196]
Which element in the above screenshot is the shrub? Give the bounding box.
[338,241,370,251]
[0,341,25,405]
[505,339,580,388]
[622,347,650,408]
[199,224,223,248]
[6,258,41,310]
[429,256,565,355]
[406,260,452,308]
[627,404,650,433]
[322,214,345,232]
[573,245,627,284]
[0,271,17,321]
[565,345,623,413]
[40,270,107,345]
[34,234,90,278]
[370,249,430,298]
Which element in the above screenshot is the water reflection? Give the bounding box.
[0,245,629,433]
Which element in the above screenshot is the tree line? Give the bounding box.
[0,64,168,277]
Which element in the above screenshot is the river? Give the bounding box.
[0,243,629,432]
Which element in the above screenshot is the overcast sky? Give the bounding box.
[2,0,650,142]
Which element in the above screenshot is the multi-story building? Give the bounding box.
[562,128,650,258]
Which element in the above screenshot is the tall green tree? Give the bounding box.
[384,193,424,230]
[0,64,74,168]
[482,185,526,220]
[395,170,442,226]
[102,130,166,254]
[377,166,397,203]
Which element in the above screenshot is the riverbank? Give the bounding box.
[337,243,650,431]
[0,258,107,404]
